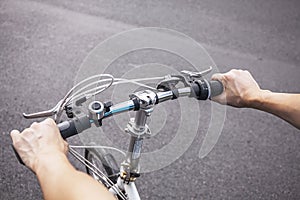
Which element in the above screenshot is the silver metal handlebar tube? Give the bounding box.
[156,87,192,103]
[99,87,193,119]
[178,87,192,97]
[156,90,173,103]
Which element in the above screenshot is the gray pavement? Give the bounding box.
[0,0,299,199]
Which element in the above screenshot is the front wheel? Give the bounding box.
[84,148,119,185]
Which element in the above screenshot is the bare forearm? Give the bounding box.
[212,70,300,129]
[36,153,115,200]
[250,90,300,129]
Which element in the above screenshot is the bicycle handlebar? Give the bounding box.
[12,79,223,165]
[59,79,223,139]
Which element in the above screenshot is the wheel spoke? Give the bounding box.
[69,147,127,200]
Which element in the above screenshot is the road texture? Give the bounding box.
[0,0,299,199]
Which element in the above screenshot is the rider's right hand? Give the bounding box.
[10,118,68,173]
[211,69,267,108]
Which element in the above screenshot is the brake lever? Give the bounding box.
[156,74,191,91]
[22,100,62,119]
[181,66,212,78]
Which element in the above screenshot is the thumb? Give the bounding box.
[211,73,224,81]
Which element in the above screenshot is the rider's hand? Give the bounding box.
[211,69,264,108]
[10,118,68,173]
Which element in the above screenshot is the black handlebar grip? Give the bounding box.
[58,120,78,139]
[59,115,91,139]
[191,79,224,100]
[209,80,224,98]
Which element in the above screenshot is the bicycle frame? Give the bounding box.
[110,178,140,199]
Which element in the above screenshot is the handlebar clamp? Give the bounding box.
[88,101,104,127]
[130,90,157,110]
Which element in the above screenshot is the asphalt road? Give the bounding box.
[0,0,299,199]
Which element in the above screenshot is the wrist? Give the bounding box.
[33,151,70,175]
[247,89,271,109]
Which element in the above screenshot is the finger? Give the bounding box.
[211,93,227,105]
[230,68,240,73]
[211,73,224,81]
[43,118,56,126]
[29,122,43,138]
[63,141,69,154]
[211,73,227,90]
[30,122,39,129]
[21,128,40,144]
[43,118,60,134]
[10,130,21,144]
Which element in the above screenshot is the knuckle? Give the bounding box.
[230,69,244,76]
[30,122,38,128]
[211,73,219,79]
[224,73,234,81]
[21,128,35,141]
[44,118,55,126]
[230,69,238,73]
[212,73,224,82]
[22,128,33,135]
[244,70,251,75]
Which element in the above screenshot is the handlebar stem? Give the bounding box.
[121,107,153,183]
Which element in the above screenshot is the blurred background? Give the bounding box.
[0,0,299,199]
